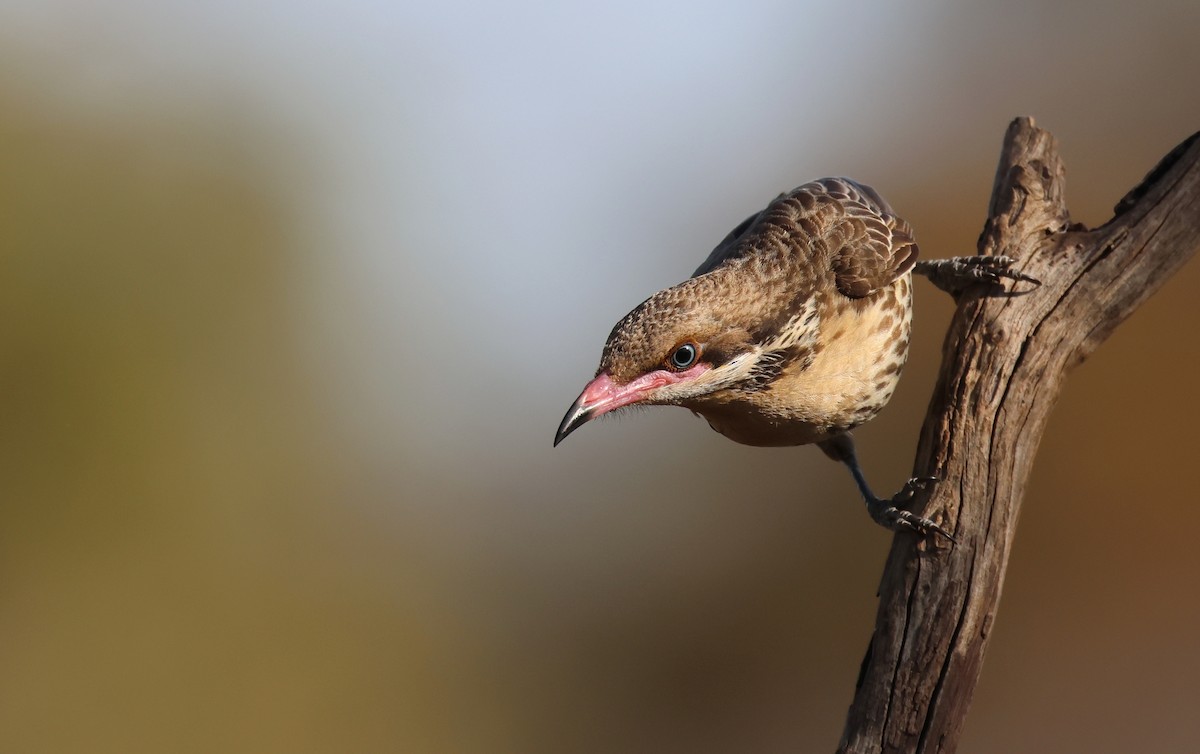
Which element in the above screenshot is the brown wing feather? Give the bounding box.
[815,177,918,298]
[692,178,917,299]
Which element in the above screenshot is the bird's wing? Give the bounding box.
[692,208,765,277]
[692,178,918,298]
[816,177,918,298]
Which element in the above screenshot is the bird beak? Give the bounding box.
[553,372,651,447]
[554,364,712,446]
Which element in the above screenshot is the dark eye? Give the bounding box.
[668,343,699,370]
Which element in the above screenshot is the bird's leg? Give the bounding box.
[817,433,954,542]
[913,256,1039,297]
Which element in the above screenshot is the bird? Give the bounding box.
[553,177,1034,539]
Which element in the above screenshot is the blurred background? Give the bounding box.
[0,1,1197,752]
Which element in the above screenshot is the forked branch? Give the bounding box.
[838,118,1200,753]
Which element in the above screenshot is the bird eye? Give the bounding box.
[668,342,699,370]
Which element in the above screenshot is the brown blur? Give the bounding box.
[2,5,1200,754]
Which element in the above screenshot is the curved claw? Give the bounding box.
[877,506,957,543]
[907,476,939,488]
[965,256,1041,287]
[997,269,1041,285]
[868,476,955,543]
[893,475,939,503]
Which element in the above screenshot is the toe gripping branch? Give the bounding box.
[865,477,956,543]
[820,434,956,543]
[913,255,1040,298]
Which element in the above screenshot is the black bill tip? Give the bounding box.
[553,397,593,447]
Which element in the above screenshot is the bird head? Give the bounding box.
[554,274,766,446]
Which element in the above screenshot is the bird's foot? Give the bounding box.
[913,256,1040,297]
[866,477,955,542]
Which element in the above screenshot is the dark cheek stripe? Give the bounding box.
[737,344,812,391]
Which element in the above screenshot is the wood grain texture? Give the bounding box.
[837,117,1200,754]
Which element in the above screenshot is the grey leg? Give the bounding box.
[817,433,954,542]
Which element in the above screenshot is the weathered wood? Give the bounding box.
[837,118,1200,753]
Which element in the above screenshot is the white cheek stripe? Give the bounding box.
[760,300,821,353]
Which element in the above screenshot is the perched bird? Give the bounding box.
[554,177,1033,539]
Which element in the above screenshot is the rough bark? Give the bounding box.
[837,117,1200,753]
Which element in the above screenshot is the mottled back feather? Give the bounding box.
[692,177,918,298]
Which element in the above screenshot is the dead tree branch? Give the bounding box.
[838,117,1200,753]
